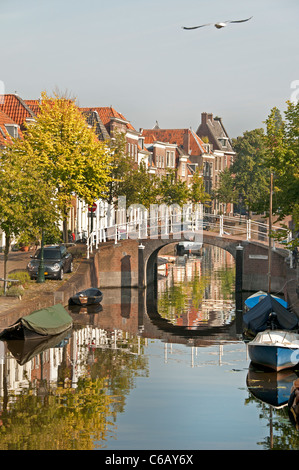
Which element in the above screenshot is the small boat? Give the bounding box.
[0,304,73,341]
[245,290,288,309]
[68,287,103,306]
[243,294,298,336]
[248,329,299,371]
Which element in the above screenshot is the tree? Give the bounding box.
[105,132,133,205]
[159,170,190,205]
[22,92,112,241]
[231,128,269,215]
[117,161,160,209]
[213,167,236,211]
[265,103,299,230]
[188,167,210,206]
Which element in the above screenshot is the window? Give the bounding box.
[5,124,19,139]
[181,163,186,177]
[170,151,175,167]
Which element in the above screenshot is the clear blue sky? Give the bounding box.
[1,0,298,137]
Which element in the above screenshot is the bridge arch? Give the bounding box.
[142,234,240,289]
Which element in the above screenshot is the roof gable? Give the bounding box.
[141,128,207,156]
[0,110,22,146]
[79,106,135,134]
[0,94,36,128]
[197,112,234,153]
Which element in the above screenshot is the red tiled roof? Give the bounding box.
[0,94,36,128]
[24,99,41,115]
[141,128,207,155]
[79,106,135,132]
[0,110,22,146]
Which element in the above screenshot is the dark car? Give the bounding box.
[27,245,73,280]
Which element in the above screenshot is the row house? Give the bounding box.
[0,95,150,245]
[0,108,23,248]
[0,109,22,148]
[196,112,236,214]
[79,106,150,167]
[140,126,214,207]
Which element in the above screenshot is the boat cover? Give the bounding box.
[245,291,288,309]
[243,294,298,333]
[0,303,73,339]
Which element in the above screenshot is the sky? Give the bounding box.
[1,0,299,138]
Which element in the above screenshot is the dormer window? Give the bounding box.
[5,124,19,139]
[218,138,228,147]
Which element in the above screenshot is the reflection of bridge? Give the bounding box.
[84,286,244,347]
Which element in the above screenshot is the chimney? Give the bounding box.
[207,113,213,122]
[183,129,190,153]
[201,112,208,124]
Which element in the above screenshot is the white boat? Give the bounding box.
[248,329,299,371]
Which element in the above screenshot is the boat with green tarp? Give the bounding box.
[0,303,73,340]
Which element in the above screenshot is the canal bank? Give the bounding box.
[0,239,298,330]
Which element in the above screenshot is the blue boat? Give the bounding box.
[245,290,288,309]
[243,294,298,336]
[248,330,299,371]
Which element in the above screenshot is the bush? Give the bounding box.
[6,285,24,298]
[8,271,31,286]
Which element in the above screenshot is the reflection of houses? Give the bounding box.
[158,247,235,328]
[0,326,143,402]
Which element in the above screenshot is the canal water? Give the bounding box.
[0,245,298,450]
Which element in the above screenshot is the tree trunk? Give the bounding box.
[63,206,68,243]
[3,233,11,295]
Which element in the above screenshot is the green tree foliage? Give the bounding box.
[117,161,160,209]
[159,170,190,205]
[231,128,269,214]
[188,167,210,206]
[265,104,299,229]
[0,144,59,290]
[105,132,133,204]
[213,167,236,207]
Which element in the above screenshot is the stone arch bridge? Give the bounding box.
[92,214,296,310]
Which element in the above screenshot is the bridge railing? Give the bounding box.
[86,212,290,258]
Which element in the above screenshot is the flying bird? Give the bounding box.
[182,16,253,30]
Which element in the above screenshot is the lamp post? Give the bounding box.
[37,229,45,283]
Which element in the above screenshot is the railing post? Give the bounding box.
[219,215,223,236]
[246,219,251,240]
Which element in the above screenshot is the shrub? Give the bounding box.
[8,271,31,286]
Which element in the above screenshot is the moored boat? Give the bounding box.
[248,329,299,371]
[243,294,298,336]
[0,304,73,341]
[68,287,103,306]
[245,290,288,309]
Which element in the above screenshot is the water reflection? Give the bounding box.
[0,244,298,449]
[157,246,235,329]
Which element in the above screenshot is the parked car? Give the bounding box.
[27,245,73,280]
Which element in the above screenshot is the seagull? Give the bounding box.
[182,16,253,30]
